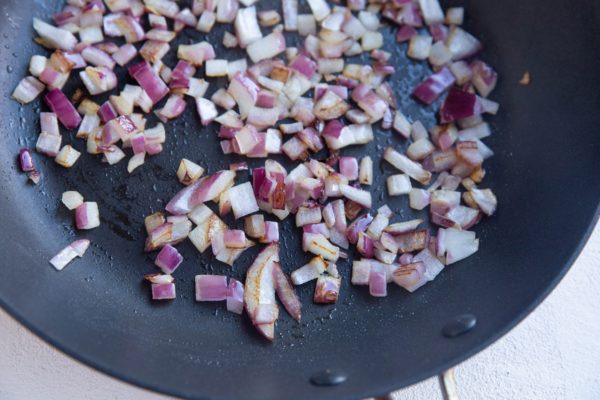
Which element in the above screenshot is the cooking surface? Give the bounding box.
[0,0,598,399]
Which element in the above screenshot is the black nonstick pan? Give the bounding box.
[0,0,599,399]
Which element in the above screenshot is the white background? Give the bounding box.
[1,222,599,400]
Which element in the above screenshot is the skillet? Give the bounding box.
[0,0,599,399]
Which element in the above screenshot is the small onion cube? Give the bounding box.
[339,184,372,208]
[75,201,100,230]
[197,10,216,32]
[359,156,373,185]
[387,174,412,196]
[226,279,244,314]
[307,0,330,21]
[44,89,82,129]
[445,26,481,61]
[55,145,81,168]
[418,0,444,25]
[154,244,183,274]
[392,262,428,292]
[62,190,84,210]
[314,275,340,304]
[224,229,247,248]
[303,233,339,262]
[12,76,45,105]
[33,18,77,51]
[339,156,358,180]
[145,212,166,234]
[177,158,205,185]
[205,59,229,77]
[227,182,259,219]
[246,31,286,63]
[351,260,371,285]
[18,148,35,172]
[234,6,262,47]
[196,98,218,126]
[260,221,279,243]
[407,35,432,60]
[244,214,265,238]
[413,248,445,280]
[295,206,322,227]
[127,153,145,173]
[151,283,176,300]
[369,262,387,297]
[446,7,464,25]
[409,189,431,210]
[384,147,432,185]
[112,44,137,67]
[291,256,326,285]
[195,275,228,301]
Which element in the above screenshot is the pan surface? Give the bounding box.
[0,0,599,399]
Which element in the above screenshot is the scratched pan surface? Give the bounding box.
[0,0,599,399]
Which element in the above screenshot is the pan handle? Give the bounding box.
[373,368,458,400]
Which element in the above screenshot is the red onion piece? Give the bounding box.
[156,95,186,121]
[75,202,100,230]
[114,15,145,43]
[244,243,279,340]
[128,61,169,105]
[226,279,244,314]
[446,26,482,60]
[314,274,340,304]
[81,46,115,69]
[303,233,340,262]
[369,262,387,297]
[49,242,81,271]
[145,273,174,285]
[112,44,137,66]
[440,88,483,123]
[357,231,374,258]
[36,132,62,157]
[19,148,35,172]
[151,283,176,300]
[44,89,82,129]
[244,214,265,239]
[413,248,445,279]
[470,60,498,97]
[260,221,279,243]
[195,275,228,301]
[412,67,456,105]
[234,6,262,48]
[469,188,497,216]
[223,229,246,248]
[346,213,373,244]
[246,31,286,63]
[227,182,259,219]
[12,76,45,104]
[395,229,430,253]
[273,262,301,321]
[33,18,77,51]
[282,0,298,30]
[291,256,326,285]
[392,262,427,292]
[154,244,183,274]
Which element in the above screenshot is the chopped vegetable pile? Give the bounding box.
[15,0,498,341]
